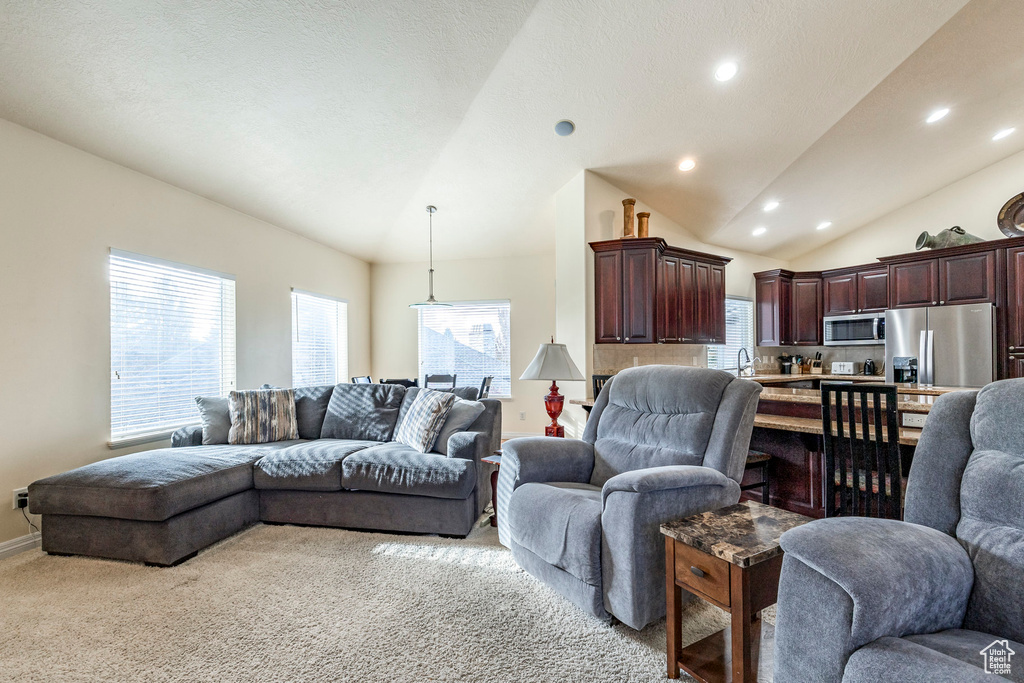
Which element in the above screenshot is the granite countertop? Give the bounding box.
[660,500,813,568]
[748,374,964,396]
[753,414,922,446]
[759,387,937,414]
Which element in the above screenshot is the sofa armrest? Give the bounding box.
[600,466,742,629]
[774,517,973,682]
[445,430,487,461]
[171,425,203,448]
[495,437,594,546]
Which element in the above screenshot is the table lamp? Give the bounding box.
[520,339,585,437]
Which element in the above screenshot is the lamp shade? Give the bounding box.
[520,343,585,381]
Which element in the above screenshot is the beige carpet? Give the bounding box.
[0,521,766,682]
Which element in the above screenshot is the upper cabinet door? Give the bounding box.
[658,256,681,342]
[791,277,823,345]
[823,274,858,315]
[710,265,726,344]
[938,252,996,305]
[856,267,889,313]
[678,259,696,342]
[889,260,939,309]
[621,248,657,343]
[755,274,786,346]
[1007,246,1024,352]
[594,250,623,343]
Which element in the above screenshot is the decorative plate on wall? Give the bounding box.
[998,192,1024,237]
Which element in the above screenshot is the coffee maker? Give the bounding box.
[892,356,917,383]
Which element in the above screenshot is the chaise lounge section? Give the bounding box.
[29,384,501,566]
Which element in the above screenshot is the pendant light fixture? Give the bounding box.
[409,205,452,308]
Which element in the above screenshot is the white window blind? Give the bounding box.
[707,297,754,371]
[292,290,348,387]
[110,250,236,442]
[418,301,511,398]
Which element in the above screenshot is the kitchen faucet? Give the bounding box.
[737,348,754,376]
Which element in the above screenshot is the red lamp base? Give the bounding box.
[544,380,565,438]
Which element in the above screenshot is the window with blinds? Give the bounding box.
[292,290,349,387]
[707,297,755,371]
[417,301,511,398]
[110,250,236,442]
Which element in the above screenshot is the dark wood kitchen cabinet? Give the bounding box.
[889,259,939,309]
[591,238,730,345]
[823,272,857,315]
[856,267,890,312]
[1006,246,1024,378]
[791,276,823,345]
[938,251,997,305]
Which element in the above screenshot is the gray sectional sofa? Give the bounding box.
[29,384,501,566]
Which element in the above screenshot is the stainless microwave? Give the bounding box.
[823,312,885,346]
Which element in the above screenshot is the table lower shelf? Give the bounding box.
[678,623,775,683]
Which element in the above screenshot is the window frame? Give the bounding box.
[416,299,513,399]
[706,296,755,372]
[290,288,349,388]
[108,249,236,447]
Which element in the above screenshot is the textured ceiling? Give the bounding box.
[3,0,1014,265]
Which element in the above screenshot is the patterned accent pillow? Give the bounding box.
[228,389,299,445]
[394,389,457,453]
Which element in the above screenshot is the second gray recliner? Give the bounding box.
[496,365,762,630]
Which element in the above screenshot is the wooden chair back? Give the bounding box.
[380,378,418,388]
[351,376,372,384]
[424,374,457,390]
[592,374,613,399]
[478,376,493,399]
[820,382,903,519]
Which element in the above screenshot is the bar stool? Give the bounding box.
[741,450,771,503]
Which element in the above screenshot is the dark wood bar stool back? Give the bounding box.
[592,374,612,399]
[820,382,903,520]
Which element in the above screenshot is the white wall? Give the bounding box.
[370,251,556,437]
[0,119,371,545]
[792,148,1024,272]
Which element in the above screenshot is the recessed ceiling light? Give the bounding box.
[678,158,696,172]
[763,200,779,212]
[816,221,833,231]
[752,226,767,236]
[993,127,1016,141]
[714,61,738,82]
[926,108,950,124]
[554,119,575,136]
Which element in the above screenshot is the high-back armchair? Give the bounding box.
[775,378,1024,682]
[496,365,762,629]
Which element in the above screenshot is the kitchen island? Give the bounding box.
[571,374,969,518]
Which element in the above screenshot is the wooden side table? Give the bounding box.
[481,452,502,528]
[661,501,812,682]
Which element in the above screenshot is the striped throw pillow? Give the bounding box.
[394,389,457,453]
[228,389,300,445]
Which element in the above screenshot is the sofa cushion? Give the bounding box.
[591,366,733,486]
[341,442,475,499]
[394,389,457,453]
[506,482,603,586]
[228,389,299,444]
[253,439,379,491]
[28,445,275,522]
[261,383,335,439]
[957,448,1024,643]
[321,384,405,441]
[843,636,997,683]
[195,396,230,445]
[970,378,1024,456]
[433,397,486,456]
[904,629,1024,681]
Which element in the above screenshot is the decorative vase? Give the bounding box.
[915,226,986,250]
[622,198,636,238]
[637,212,650,238]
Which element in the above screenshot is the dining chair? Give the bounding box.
[478,376,493,399]
[351,376,372,384]
[424,374,457,390]
[380,378,418,388]
[820,382,903,519]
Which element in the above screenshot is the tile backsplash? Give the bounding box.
[593,344,707,377]
[754,345,886,376]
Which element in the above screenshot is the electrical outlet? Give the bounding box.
[902,413,928,428]
[12,487,28,510]
[519,411,526,421]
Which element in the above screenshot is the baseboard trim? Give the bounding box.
[0,531,41,560]
[501,431,537,440]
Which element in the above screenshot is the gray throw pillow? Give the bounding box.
[433,398,486,455]
[320,384,405,441]
[394,389,457,453]
[195,396,231,445]
[260,383,335,439]
[228,389,300,444]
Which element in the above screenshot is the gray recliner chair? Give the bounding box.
[774,378,1024,682]
[496,365,762,630]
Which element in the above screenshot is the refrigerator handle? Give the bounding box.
[927,330,934,385]
[919,330,928,384]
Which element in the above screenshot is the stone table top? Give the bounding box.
[661,501,813,568]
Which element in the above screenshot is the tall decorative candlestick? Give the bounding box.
[637,212,650,238]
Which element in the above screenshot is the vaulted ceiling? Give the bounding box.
[2,0,1020,264]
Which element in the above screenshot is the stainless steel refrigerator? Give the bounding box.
[885,303,995,387]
